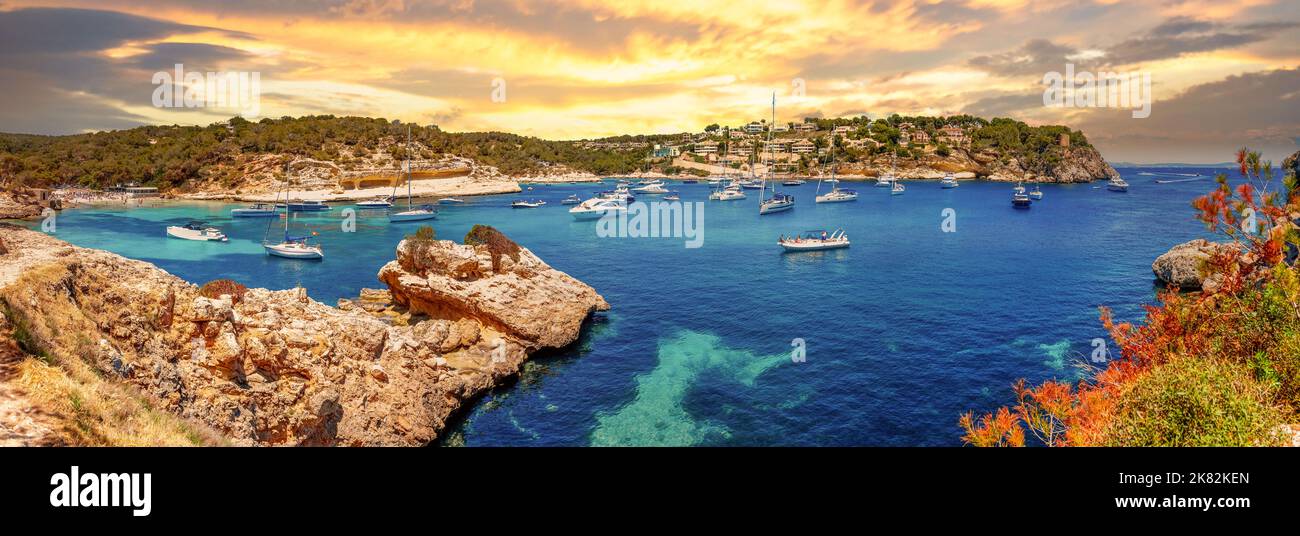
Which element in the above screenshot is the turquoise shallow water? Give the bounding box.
[16,168,1232,445]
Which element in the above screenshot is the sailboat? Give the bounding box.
[263,166,324,260]
[758,93,794,215]
[388,125,437,223]
[816,135,857,203]
[876,154,897,187]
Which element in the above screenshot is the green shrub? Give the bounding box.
[464,224,520,272]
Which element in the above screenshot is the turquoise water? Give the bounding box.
[17,168,1231,445]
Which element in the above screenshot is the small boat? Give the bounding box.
[231,203,278,217]
[663,193,681,202]
[815,141,856,203]
[167,221,228,242]
[740,179,765,190]
[439,198,466,204]
[265,165,323,259]
[598,186,635,203]
[1107,177,1129,192]
[1013,182,1026,195]
[388,126,438,223]
[512,200,546,208]
[782,179,805,186]
[706,177,725,186]
[1029,184,1044,200]
[760,192,795,214]
[561,194,582,205]
[355,196,393,208]
[779,229,850,251]
[633,181,670,194]
[1012,192,1032,208]
[940,173,958,189]
[709,186,746,201]
[265,235,324,259]
[569,198,627,220]
[874,173,895,188]
[389,205,438,221]
[891,181,906,195]
[286,199,330,212]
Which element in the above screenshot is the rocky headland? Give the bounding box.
[0,224,607,445]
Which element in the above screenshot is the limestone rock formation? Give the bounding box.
[0,224,608,445]
[1151,239,1239,290]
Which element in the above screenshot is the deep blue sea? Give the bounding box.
[15,167,1237,445]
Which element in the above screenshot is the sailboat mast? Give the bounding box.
[406,125,413,210]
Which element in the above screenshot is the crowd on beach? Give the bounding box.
[51,189,157,207]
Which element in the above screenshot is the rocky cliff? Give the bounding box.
[0,224,608,445]
[836,145,1119,183]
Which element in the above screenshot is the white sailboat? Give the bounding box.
[816,135,857,203]
[758,94,794,215]
[779,229,850,251]
[389,125,437,223]
[263,166,324,260]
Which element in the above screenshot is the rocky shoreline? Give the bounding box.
[0,224,608,445]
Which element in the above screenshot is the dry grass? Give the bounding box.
[12,355,223,446]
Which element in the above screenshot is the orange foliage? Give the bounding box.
[960,148,1297,446]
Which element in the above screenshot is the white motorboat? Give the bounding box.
[779,229,850,251]
[512,199,546,208]
[231,203,278,217]
[561,194,582,205]
[1107,177,1129,192]
[1029,184,1044,200]
[355,196,393,208]
[709,186,746,201]
[598,186,635,203]
[782,179,805,186]
[569,198,627,220]
[663,194,680,202]
[439,198,466,204]
[388,125,438,223]
[874,174,895,187]
[167,221,228,242]
[633,181,670,194]
[941,173,958,189]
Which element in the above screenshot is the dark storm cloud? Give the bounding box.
[969,16,1299,76]
[967,39,1078,77]
[1077,68,1300,163]
[0,8,261,134]
[0,7,250,54]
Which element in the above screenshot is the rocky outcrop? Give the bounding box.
[0,224,608,445]
[1284,150,1299,178]
[835,145,1118,183]
[1152,239,1239,290]
[0,192,43,220]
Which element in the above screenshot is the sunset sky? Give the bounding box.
[0,0,1296,163]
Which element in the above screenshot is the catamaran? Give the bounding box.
[231,203,278,217]
[779,229,850,251]
[816,135,856,203]
[388,125,437,223]
[167,221,228,242]
[286,199,330,212]
[757,94,794,215]
[264,168,324,260]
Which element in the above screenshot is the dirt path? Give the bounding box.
[0,323,61,446]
